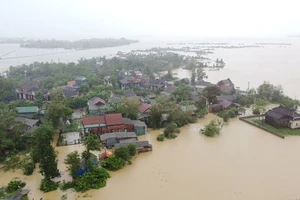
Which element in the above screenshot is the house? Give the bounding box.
[62,87,78,98]
[217,78,235,95]
[82,113,134,135]
[123,90,137,98]
[87,97,107,115]
[124,115,148,135]
[15,117,39,135]
[110,95,123,104]
[138,103,151,118]
[216,95,236,102]
[74,76,87,86]
[133,70,143,77]
[160,86,176,98]
[115,141,152,153]
[195,79,212,88]
[16,106,39,119]
[119,76,134,89]
[147,79,165,91]
[105,113,126,133]
[208,104,223,113]
[219,100,240,110]
[100,132,138,148]
[265,106,300,129]
[67,81,76,87]
[16,83,40,100]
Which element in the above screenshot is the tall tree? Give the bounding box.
[32,122,58,179]
[64,151,81,180]
[196,68,207,81]
[191,69,196,85]
[202,85,221,104]
[82,135,101,170]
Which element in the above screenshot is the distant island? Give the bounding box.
[0,38,139,49]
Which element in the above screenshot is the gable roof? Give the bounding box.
[92,97,106,105]
[100,132,137,141]
[216,95,235,102]
[266,106,300,119]
[16,117,39,127]
[218,78,233,85]
[82,116,105,125]
[147,78,165,86]
[115,140,152,149]
[138,104,150,113]
[105,113,124,125]
[16,106,39,113]
[17,83,39,93]
[62,87,78,97]
[195,79,211,87]
[123,90,136,98]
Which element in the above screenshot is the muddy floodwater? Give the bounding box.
[2,114,300,200]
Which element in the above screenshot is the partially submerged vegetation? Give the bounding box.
[0,179,26,199]
[201,119,223,137]
[101,144,137,171]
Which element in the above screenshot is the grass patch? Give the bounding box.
[252,119,300,136]
[0,189,21,198]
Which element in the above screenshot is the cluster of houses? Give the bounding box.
[15,76,87,101]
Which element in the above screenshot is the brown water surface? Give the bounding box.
[1,114,300,200]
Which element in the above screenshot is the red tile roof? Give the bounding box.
[93,98,106,105]
[138,104,150,113]
[105,113,124,126]
[82,116,105,125]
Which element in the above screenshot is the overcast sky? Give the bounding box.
[1,0,299,40]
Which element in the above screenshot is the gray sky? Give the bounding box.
[1,0,299,39]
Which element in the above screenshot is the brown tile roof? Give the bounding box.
[82,116,105,125]
[68,81,76,87]
[138,104,150,113]
[105,113,124,126]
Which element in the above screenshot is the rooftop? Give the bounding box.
[82,116,105,125]
[105,113,124,125]
[16,106,39,113]
[100,132,137,141]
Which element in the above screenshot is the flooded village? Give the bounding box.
[0,41,300,200]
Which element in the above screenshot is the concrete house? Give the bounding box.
[87,97,107,115]
[16,83,40,100]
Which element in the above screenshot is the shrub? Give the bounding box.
[23,162,35,175]
[165,133,177,139]
[114,147,131,162]
[127,144,137,156]
[6,180,26,193]
[60,181,75,191]
[101,156,124,171]
[40,178,59,193]
[157,134,165,141]
[201,119,223,137]
[73,168,110,192]
[252,107,260,115]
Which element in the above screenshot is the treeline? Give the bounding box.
[236,81,300,109]
[20,38,138,49]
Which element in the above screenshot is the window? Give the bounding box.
[124,129,127,132]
